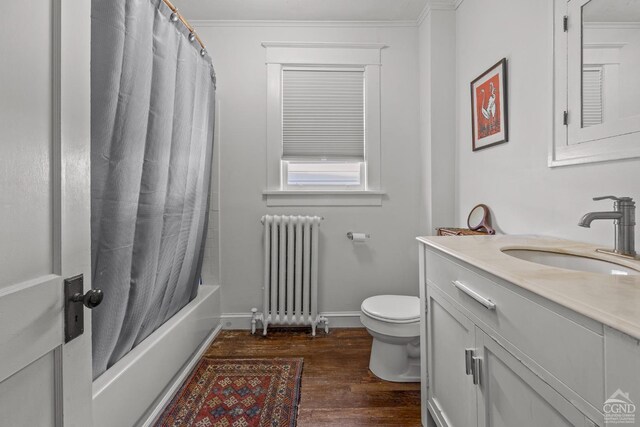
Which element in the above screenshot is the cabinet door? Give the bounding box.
[475,327,588,427]
[427,285,477,427]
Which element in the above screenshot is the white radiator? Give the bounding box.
[251,215,328,336]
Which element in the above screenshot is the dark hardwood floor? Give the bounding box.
[204,328,422,427]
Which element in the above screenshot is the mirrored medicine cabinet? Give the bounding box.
[551,0,640,166]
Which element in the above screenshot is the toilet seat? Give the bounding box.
[361,295,420,324]
[360,313,420,338]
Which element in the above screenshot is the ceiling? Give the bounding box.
[174,0,429,22]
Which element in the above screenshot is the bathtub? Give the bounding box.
[92,284,221,427]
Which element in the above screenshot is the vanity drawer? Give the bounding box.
[425,248,605,412]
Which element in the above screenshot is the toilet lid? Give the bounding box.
[361,295,420,323]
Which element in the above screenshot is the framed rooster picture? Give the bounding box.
[471,58,508,151]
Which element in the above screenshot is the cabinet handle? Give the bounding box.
[464,349,474,375]
[472,357,482,385]
[451,280,496,310]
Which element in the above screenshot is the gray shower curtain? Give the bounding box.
[91,0,216,378]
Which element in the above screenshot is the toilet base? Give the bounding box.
[368,336,420,383]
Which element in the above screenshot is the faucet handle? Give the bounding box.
[593,195,633,202]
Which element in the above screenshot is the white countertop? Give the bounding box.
[417,235,640,340]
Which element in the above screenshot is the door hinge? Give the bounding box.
[563,15,568,32]
[563,110,569,126]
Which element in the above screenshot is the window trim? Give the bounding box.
[263,42,386,206]
[262,190,385,207]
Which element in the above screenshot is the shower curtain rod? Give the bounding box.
[162,0,206,51]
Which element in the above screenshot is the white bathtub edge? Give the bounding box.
[92,285,221,427]
[139,322,222,427]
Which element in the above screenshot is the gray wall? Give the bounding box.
[418,9,457,235]
[454,0,640,245]
[195,24,422,316]
[196,0,640,320]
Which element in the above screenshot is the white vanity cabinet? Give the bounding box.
[474,324,588,427]
[425,284,477,427]
[426,285,590,427]
[418,240,640,427]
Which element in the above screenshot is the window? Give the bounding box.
[263,42,385,206]
[582,66,604,128]
[285,162,363,187]
[282,68,365,189]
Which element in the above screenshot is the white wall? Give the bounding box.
[195,24,422,316]
[196,0,640,320]
[418,9,457,235]
[455,0,640,246]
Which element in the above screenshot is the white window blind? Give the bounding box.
[282,69,365,160]
[582,67,603,128]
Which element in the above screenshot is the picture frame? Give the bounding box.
[470,58,508,151]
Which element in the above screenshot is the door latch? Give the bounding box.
[472,356,482,385]
[464,348,482,385]
[465,348,474,375]
[64,275,104,343]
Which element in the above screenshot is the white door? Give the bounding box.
[475,327,590,427]
[0,1,92,426]
[426,285,477,427]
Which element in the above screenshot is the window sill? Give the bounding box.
[263,190,385,207]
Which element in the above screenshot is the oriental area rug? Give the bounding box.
[154,358,303,427]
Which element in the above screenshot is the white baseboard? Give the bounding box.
[321,311,364,328]
[139,323,223,427]
[220,313,257,330]
[221,311,363,330]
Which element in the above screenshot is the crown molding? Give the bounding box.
[189,2,467,30]
[417,0,463,26]
[191,19,418,28]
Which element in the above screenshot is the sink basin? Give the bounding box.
[502,249,640,276]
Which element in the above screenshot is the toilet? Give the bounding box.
[360,295,421,382]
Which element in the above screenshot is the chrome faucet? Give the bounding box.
[578,196,637,259]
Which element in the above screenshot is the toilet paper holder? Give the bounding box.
[347,232,370,241]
